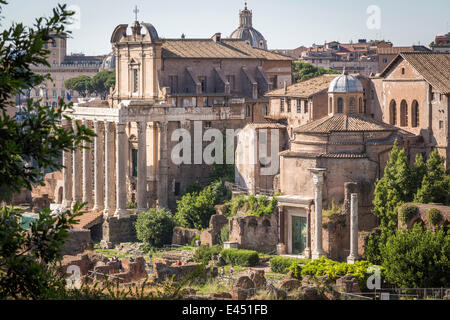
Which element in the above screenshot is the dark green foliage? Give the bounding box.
[135,208,175,249]
[427,208,443,226]
[269,256,309,274]
[380,224,449,288]
[64,70,115,100]
[220,248,259,267]
[175,179,231,229]
[0,204,85,299]
[292,61,339,83]
[300,257,381,290]
[193,245,222,265]
[182,181,203,197]
[224,194,278,218]
[414,149,450,205]
[398,203,418,224]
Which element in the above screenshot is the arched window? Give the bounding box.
[337,98,344,113]
[411,100,419,127]
[400,100,408,127]
[359,98,363,113]
[389,100,397,125]
[349,98,356,113]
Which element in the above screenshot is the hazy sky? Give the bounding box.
[2,0,449,56]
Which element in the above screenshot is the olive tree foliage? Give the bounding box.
[0,1,93,299]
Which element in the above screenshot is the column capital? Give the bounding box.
[309,167,326,185]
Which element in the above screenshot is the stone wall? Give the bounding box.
[172,227,200,245]
[61,229,93,256]
[200,214,228,247]
[101,214,137,248]
[228,213,278,253]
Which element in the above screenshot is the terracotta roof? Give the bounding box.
[377,46,430,55]
[295,113,399,133]
[280,150,367,159]
[400,52,450,94]
[161,39,292,60]
[266,74,337,98]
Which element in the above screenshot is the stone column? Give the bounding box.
[276,206,286,255]
[347,193,359,264]
[310,168,326,259]
[157,121,169,209]
[82,120,93,208]
[71,120,82,208]
[93,121,105,211]
[104,122,116,216]
[114,123,129,218]
[137,121,147,212]
[61,119,72,209]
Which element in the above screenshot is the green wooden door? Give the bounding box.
[292,216,307,254]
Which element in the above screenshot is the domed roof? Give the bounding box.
[229,4,267,50]
[328,70,363,93]
[100,51,115,71]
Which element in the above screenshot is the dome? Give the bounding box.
[100,51,115,71]
[229,4,267,50]
[328,70,363,93]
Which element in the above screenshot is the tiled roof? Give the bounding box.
[266,74,337,98]
[295,113,399,133]
[399,52,450,94]
[161,39,292,60]
[377,45,430,55]
[280,150,367,159]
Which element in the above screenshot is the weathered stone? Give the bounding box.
[279,279,301,291]
[300,286,320,300]
[102,215,137,245]
[231,288,248,300]
[235,276,255,290]
[152,258,203,282]
[61,229,92,256]
[172,227,200,245]
[181,287,197,296]
[336,275,361,293]
[200,214,228,247]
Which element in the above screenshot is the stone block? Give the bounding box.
[172,227,200,245]
[61,229,92,256]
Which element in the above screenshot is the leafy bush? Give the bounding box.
[220,248,259,267]
[287,262,302,279]
[225,194,277,218]
[126,201,136,209]
[190,234,200,247]
[219,225,229,245]
[300,257,381,290]
[135,208,175,249]
[269,256,309,274]
[175,179,231,229]
[398,203,418,224]
[292,61,339,83]
[193,245,222,265]
[380,224,449,288]
[427,208,443,226]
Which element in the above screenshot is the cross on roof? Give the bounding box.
[133,5,139,21]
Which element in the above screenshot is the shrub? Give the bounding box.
[219,225,229,245]
[398,203,418,224]
[287,262,302,279]
[126,201,136,209]
[300,257,381,290]
[135,208,175,249]
[220,248,259,267]
[427,208,443,226]
[190,234,201,247]
[269,256,309,274]
[193,245,222,265]
[225,194,277,218]
[380,224,449,288]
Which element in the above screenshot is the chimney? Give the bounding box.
[212,33,221,43]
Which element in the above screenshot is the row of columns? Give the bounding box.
[61,119,169,217]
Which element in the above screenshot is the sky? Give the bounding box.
[1,0,449,56]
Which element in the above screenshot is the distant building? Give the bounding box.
[16,34,106,107]
[271,46,308,60]
[377,45,430,71]
[431,32,450,53]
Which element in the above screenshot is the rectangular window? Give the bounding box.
[280,99,284,112]
[287,99,291,112]
[133,69,139,93]
[304,101,309,113]
[226,75,236,91]
[199,76,207,93]
[132,149,138,177]
[297,99,301,113]
[169,75,178,93]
